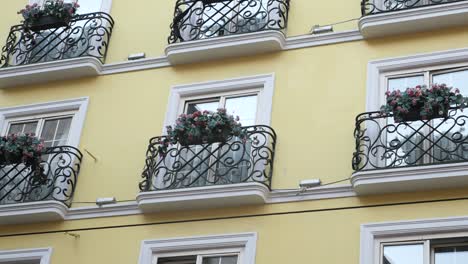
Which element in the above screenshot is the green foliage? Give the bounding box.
[158,109,247,154]
[0,133,45,165]
[380,84,466,122]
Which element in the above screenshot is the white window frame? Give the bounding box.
[163,73,275,135]
[29,0,112,13]
[367,48,468,112]
[0,97,89,149]
[138,233,257,264]
[360,216,468,264]
[0,248,52,264]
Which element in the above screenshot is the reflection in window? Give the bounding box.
[435,245,468,264]
[383,244,424,264]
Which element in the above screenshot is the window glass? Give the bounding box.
[186,99,220,114]
[7,121,38,135]
[435,245,468,264]
[388,75,425,91]
[432,69,468,95]
[157,256,197,264]
[383,244,424,264]
[42,117,73,147]
[225,95,258,126]
[202,255,238,264]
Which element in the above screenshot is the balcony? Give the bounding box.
[359,0,468,38]
[165,0,290,64]
[0,12,114,88]
[352,107,468,194]
[137,125,276,212]
[0,146,82,224]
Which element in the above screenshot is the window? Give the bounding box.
[380,238,468,264]
[379,65,468,167]
[361,216,468,264]
[138,233,257,264]
[0,248,51,264]
[4,113,73,148]
[156,251,240,264]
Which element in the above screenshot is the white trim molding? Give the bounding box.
[0,247,52,264]
[137,183,270,213]
[138,233,257,264]
[360,215,468,264]
[352,162,468,195]
[0,57,102,89]
[165,31,286,65]
[164,73,275,134]
[0,201,67,225]
[0,97,89,148]
[359,1,468,38]
[0,30,364,88]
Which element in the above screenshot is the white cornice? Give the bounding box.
[0,183,355,224]
[352,162,468,195]
[284,30,363,50]
[0,30,364,88]
[359,1,468,38]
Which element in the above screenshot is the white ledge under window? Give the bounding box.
[359,1,468,38]
[0,57,103,89]
[136,183,270,213]
[352,162,468,195]
[165,30,286,65]
[0,201,68,225]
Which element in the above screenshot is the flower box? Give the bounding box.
[381,84,465,123]
[27,15,69,32]
[393,103,449,123]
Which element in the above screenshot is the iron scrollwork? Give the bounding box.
[168,0,290,43]
[140,125,277,191]
[353,107,468,172]
[361,0,463,16]
[0,146,83,206]
[0,12,114,67]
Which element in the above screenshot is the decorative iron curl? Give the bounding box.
[361,0,462,16]
[168,0,290,44]
[0,146,83,206]
[0,12,114,67]
[352,107,468,172]
[140,125,276,192]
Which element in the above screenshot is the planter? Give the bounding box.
[179,135,228,146]
[394,104,449,123]
[27,16,70,32]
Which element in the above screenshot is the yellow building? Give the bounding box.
[1,0,468,263]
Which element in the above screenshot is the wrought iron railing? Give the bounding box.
[0,146,82,206]
[353,107,468,172]
[140,125,276,191]
[361,0,466,16]
[0,12,114,67]
[168,0,290,44]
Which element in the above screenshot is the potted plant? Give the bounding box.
[18,0,80,32]
[380,84,466,123]
[0,133,46,182]
[158,108,247,155]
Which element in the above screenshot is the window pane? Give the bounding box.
[432,69,468,95]
[435,245,468,264]
[41,119,59,142]
[7,122,38,135]
[202,255,238,264]
[388,75,425,91]
[157,256,197,264]
[56,117,72,141]
[225,95,258,126]
[186,100,220,114]
[383,244,424,264]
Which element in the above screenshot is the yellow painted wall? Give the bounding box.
[1,0,468,263]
